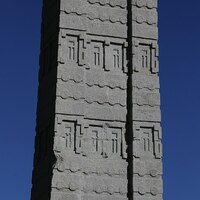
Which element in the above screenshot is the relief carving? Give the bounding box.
[32,0,162,199]
[133,90,160,107]
[133,40,159,74]
[132,0,157,9]
[87,0,127,9]
[55,116,127,159]
[133,124,162,159]
[79,33,87,66]
[61,121,76,151]
[85,70,127,89]
[59,33,128,73]
[57,66,84,83]
[84,124,126,158]
[132,73,160,91]
[55,119,83,154]
[105,44,124,71]
[132,8,157,25]
[54,155,127,177]
[133,176,162,196]
[133,159,162,177]
[89,40,126,72]
[61,1,127,24]
[53,171,128,196]
[91,41,104,69]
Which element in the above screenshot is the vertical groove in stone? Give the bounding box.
[126,0,133,200]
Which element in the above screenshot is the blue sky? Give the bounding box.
[0,1,199,200]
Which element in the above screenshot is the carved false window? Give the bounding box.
[67,36,78,62]
[91,42,103,68]
[65,127,73,148]
[92,130,99,152]
[86,124,126,158]
[68,41,75,61]
[104,41,127,72]
[109,128,121,156]
[153,127,162,158]
[133,40,159,74]
[90,127,103,154]
[61,121,76,151]
[111,132,118,153]
[133,125,162,158]
[111,45,122,70]
[56,117,83,154]
[140,45,151,70]
[94,47,100,66]
[113,49,120,69]
[142,129,154,154]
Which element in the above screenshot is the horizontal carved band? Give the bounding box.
[132,0,157,9]
[88,0,127,8]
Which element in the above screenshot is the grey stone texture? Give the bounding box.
[31,0,162,200]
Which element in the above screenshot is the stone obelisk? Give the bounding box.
[31,0,162,200]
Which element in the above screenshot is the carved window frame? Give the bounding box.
[133,123,162,159]
[133,40,159,74]
[111,44,123,71]
[89,126,104,155]
[90,41,104,69]
[66,35,78,63]
[108,127,122,156]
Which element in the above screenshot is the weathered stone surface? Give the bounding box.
[84,104,127,121]
[57,81,126,106]
[133,91,160,107]
[133,159,162,177]
[132,105,161,122]
[132,7,158,25]
[53,155,128,176]
[133,176,163,195]
[132,74,160,90]
[31,1,162,200]
[52,171,127,194]
[132,23,158,39]
[133,193,162,200]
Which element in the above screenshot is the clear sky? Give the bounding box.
[0,1,199,200]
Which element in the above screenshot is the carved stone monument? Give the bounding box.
[31,0,162,200]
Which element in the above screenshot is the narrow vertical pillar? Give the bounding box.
[131,0,163,200]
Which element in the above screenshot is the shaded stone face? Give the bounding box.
[31,0,162,200]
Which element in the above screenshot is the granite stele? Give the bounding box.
[31,0,162,200]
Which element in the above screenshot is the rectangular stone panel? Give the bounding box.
[133,158,162,177]
[133,90,160,107]
[132,105,161,122]
[57,81,126,107]
[132,73,160,90]
[133,122,162,158]
[132,23,158,40]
